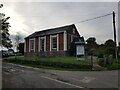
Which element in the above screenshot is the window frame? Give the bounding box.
[29,38,35,52]
[39,36,46,52]
[50,34,59,51]
[51,35,57,50]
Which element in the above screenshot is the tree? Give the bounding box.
[104,39,115,57]
[86,37,97,50]
[86,37,97,45]
[85,37,99,56]
[0,4,12,49]
[18,43,24,55]
[14,32,22,52]
[104,39,115,47]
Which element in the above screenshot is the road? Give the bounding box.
[2,62,119,89]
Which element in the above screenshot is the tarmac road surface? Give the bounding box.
[2,62,119,89]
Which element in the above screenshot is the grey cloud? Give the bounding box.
[4,2,118,44]
[118,2,120,43]
[10,33,26,43]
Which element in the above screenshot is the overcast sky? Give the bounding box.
[1,1,119,45]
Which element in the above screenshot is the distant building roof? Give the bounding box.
[25,24,79,39]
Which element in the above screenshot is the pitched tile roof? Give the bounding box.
[25,24,78,39]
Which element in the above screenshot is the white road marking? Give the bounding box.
[81,77,96,83]
[70,76,96,83]
[41,76,84,88]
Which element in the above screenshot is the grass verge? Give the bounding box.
[3,56,92,71]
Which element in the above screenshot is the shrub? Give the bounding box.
[98,53,104,58]
[98,58,104,67]
[107,63,120,70]
[118,59,120,64]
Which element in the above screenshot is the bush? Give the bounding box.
[107,63,120,70]
[104,47,115,58]
[98,53,104,58]
[98,58,104,67]
[118,59,120,64]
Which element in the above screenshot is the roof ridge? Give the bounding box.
[25,24,76,39]
[35,24,75,33]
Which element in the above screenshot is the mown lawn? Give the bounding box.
[4,56,92,71]
[14,56,90,65]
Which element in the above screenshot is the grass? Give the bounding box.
[107,58,120,70]
[97,57,120,70]
[5,56,120,71]
[4,56,92,71]
[14,56,90,65]
[22,64,91,71]
[107,63,120,70]
[118,58,120,64]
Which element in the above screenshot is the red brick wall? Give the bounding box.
[67,29,79,50]
[46,35,50,51]
[35,37,39,53]
[25,32,71,56]
[25,39,29,53]
[59,33,64,50]
[67,33,71,50]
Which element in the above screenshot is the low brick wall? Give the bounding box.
[24,51,69,57]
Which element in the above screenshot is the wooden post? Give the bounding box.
[113,11,118,61]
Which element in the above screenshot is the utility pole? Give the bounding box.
[113,11,117,61]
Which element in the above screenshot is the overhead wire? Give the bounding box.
[74,12,113,24]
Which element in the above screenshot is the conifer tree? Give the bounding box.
[0,4,12,49]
